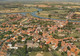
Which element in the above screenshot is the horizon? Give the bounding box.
[0,0,80,2]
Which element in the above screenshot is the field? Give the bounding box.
[0,19,4,21]
[0,7,38,13]
[28,52,52,56]
[36,9,69,20]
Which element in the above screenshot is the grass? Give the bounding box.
[0,19,4,21]
[28,51,52,56]
[11,55,18,56]
[24,8,38,12]
[28,52,37,56]
[0,8,38,13]
[43,52,52,56]
[36,10,67,20]
[69,30,80,37]
[74,41,80,49]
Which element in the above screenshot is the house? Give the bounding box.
[0,51,6,56]
[7,43,12,47]
[33,43,39,48]
[67,50,75,56]
[15,43,25,47]
[27,40,33,48]
[22,38,26,42]
[27,40,39,48]
[58,34,65,37]
[7,43,18,49]
[52,44,58,50]
[9,47,18,49]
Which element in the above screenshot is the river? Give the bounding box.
[0,8,80,22]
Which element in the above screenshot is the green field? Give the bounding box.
[36,9,69,20]
[28,52,52,56]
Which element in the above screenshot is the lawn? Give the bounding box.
[43,52,52,56]
[28,51,52,56]
[28,52,37,56]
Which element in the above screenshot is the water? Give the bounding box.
[0,8,80,22]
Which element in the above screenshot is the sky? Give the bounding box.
[0,0,80,2]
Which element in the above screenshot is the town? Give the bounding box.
[0,1,80,56]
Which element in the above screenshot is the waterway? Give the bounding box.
[1,8,80,22]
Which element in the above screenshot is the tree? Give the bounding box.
[75,36,79,38]
[48,14,52,18]
[27,47,32,52]
[16,47,27,56]
[17,36,22,43]
[42,45,49,52]
[45,28,48,31]
[11,41,16,46]
[27,36,33,40]
[24,45,28,54]
[32,47,42,51]
[8,45,28,56]
[58,41,61,48]
[37,11,40,14]
[39,32,43,36]
[78,52,80,55]
[24,39,27,44]
[67,46,70,50]
[7,31,13,34]
[61,52,67,56]
[69,9,75,12]
[55,30,58,33]
[22,27,28,30]
[0,34,4,39]
[51,50,59,56]
[63,22,74,30]
[18,36,22,40]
